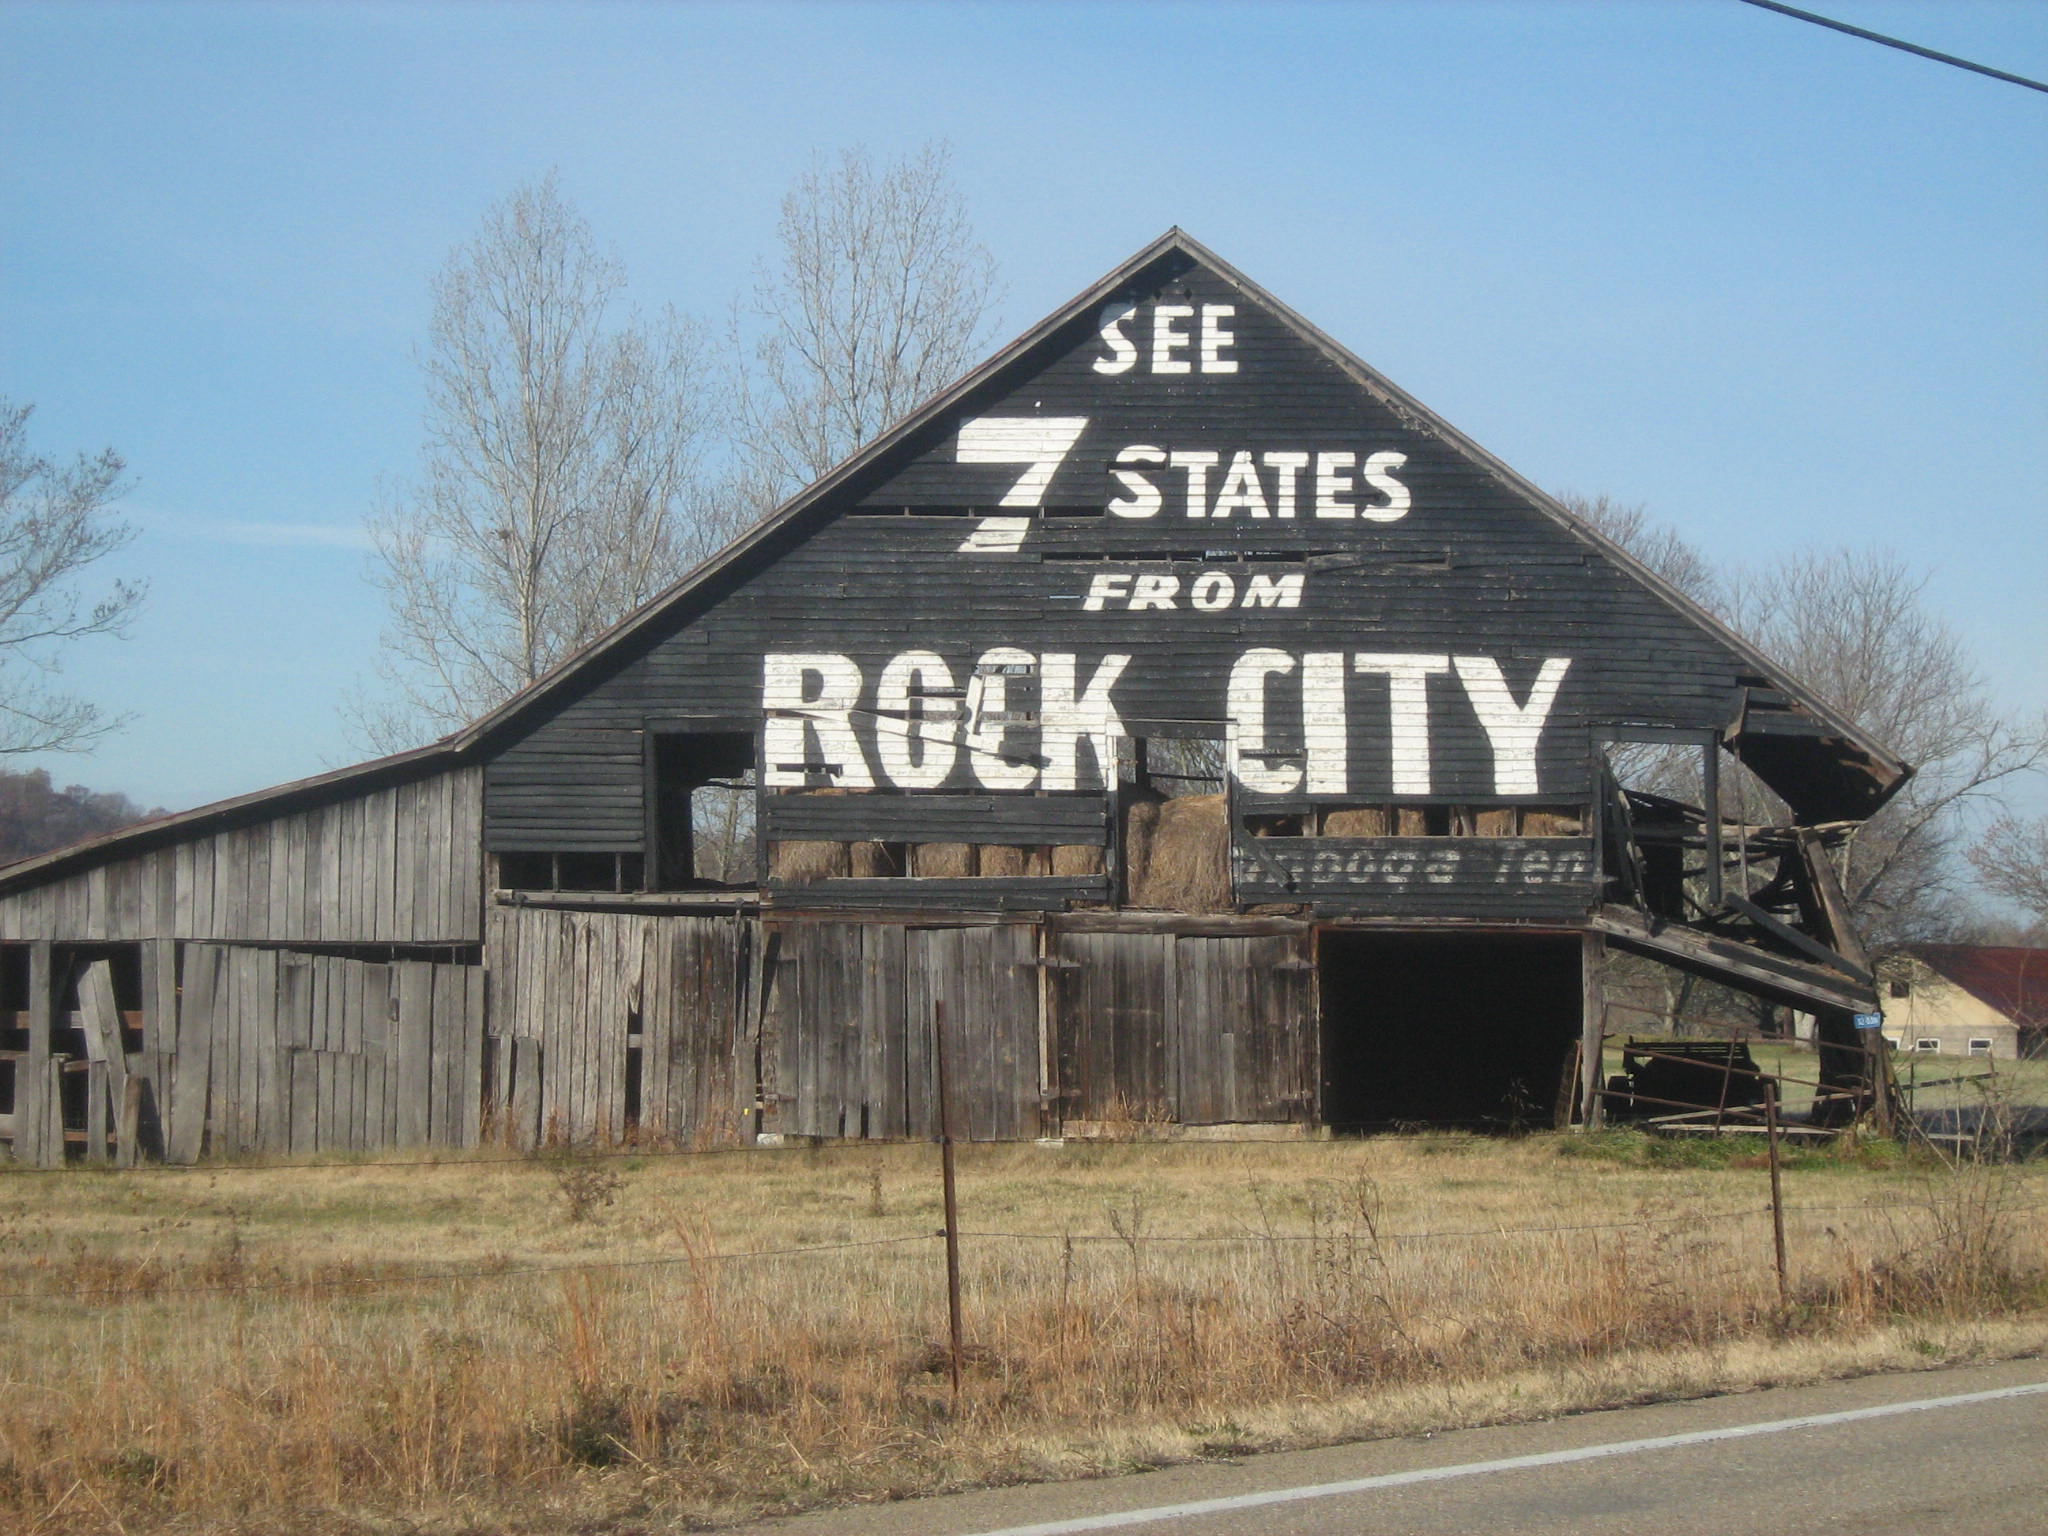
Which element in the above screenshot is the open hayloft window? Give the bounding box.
[1120,726,1230,911]
[494,851,644,893]
[648,727,757,890]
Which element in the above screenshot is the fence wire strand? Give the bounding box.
[6,1192,2039,1307]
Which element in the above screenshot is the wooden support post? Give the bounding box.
[23,942,52,1165]
[1764,1079,1790,1316]
[85,1059,109,1163]
[1578,932,1607,1128]
[80,960,129,1161]
[934,999,965,1399]
[117,1077,144,1169]
[36,1060,65,1170]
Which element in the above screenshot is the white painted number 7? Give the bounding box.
[953,416,1088,555]
[956,417,1090,506]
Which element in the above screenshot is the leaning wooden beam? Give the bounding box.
[1796,827,1870,975]
[165,945,218,1163]
[79,960,131,1162]
[1578,932,1607,1128]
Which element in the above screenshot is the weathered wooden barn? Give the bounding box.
[0,231,1908,1163]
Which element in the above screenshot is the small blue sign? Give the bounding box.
[1853,1012,1885,1031]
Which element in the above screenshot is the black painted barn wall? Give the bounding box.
[481,249,1755,891]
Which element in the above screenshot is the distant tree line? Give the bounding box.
[0,765,162,866]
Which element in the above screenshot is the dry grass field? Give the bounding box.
[2,1127,2044,1535]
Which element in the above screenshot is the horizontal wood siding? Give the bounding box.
[1233,836,1599,918]
[481,256,1763,855]
[0,767,484,945]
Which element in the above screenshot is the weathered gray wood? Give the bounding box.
[288,1051,317,1154]
[21,940,52,1163]
[363,987,389,1150]
[1579,932,1607,1128]
[168,944,219,1162]
[458,963,484,1147]
[145,938,178,1055]
[1053,929,1173,1125]
[31,1058,64,1168]
[85,1058,109,1162]
[78,960,130,1156]
[394,961,433,1146]
[510,1035,542,1150]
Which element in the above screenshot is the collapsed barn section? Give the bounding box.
[0,232,1908,1163]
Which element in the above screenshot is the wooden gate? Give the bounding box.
[1052,926,1313,1127]
[767,922,1040,1141]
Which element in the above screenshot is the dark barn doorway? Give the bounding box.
[1320,932,1580,1130]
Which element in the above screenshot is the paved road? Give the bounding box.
[730,1359,2048,1536]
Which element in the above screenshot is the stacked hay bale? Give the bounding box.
[1124,793,1231,912]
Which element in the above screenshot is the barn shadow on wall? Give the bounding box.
[1319,932,1581,1132]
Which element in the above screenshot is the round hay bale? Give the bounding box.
[1128,793,1230,912]
[1320,805,1390,837]
[848,841,899,878]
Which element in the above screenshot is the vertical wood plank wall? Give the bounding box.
[0,767,485,944]
[183,945,482,1155]
[764,922,1042,1142]
[484,906,751,1148]
[1052,927,1314,1126]
[0,765,487,1161]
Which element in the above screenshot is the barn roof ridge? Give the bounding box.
[0,229,1910,892]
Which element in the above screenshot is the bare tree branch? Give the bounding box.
[728,142,1001,515]
[357,177,721,749]
[1970,814,2048,924]
[0,401,144,754]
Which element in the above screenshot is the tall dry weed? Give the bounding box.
[0,1136,2041,1534]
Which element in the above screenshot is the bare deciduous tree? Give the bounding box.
[1726,550,2047,950]
[728,143,1000,515]
[1970,814,2048,925]
[0,401,143,755]
[360,177,718,748]
[1560,492,1720,608]
[1564,497,2045,952]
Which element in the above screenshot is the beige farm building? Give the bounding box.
[1880,945,2046,1063]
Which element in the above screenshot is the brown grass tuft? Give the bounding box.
[0,1135,2040,1533]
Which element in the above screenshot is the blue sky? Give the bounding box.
[3,0,2043,814]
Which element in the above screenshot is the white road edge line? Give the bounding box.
[957,1381,2048,1536]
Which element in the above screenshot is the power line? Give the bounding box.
[1736,0,2048,95]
